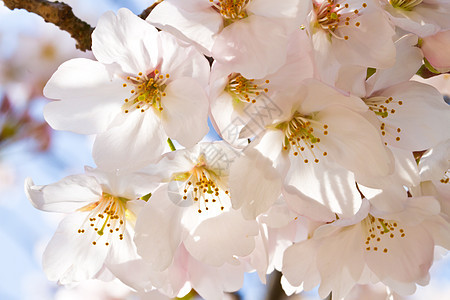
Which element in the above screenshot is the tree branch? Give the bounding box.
[3,0,94,51]
[2,0,163,52]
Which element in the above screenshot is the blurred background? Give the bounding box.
[0,0,449,299]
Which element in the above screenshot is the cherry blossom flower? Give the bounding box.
[148,0,311,78]
[209,30,315,147]
[282,197,450,299]
[25,167,156,284]
[381,0,450,36]
[362,34,450,152]
[307,0,396,84]
[231,79,392,220]
[134,142,259,272]
[43,8,210,171]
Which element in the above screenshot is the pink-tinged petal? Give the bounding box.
[25,175,101,213]
[375,81,450,151]
[367,34,423,94]
[335,65,368,98]
[160,78,209,148]
[134,185,184,272]
[422,30,450,73]
[229,149,282,219]
[419,139,450,182]
[105,224,139,265]
[316,224,365,299]
[317,106,392,177]
[148,0,222,55]
[86,168,159,200]
[384,5,439,37]
[247,0,310,21]
[42,213,109,284]
[184,209,259,266]
[282,239,321,291]
[212,15,289,79]
[43,58,125,134]
[386,2,450,37]
[158,31,210,88]
[284,160,361,219]
[93,110,166,172]
[92,8,159,74]
[299,79,368,115]
[365,223,434,283]
[187,255,245,299]
[356,146,420,190]
[423,215,450,250]
[332,11,396,68]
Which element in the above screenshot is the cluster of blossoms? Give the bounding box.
[25,1,450,299]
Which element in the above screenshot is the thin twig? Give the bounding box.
[3,0,162,51]
[3,0,94,51]
[138,0,163,20]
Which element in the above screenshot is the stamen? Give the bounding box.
[121,69,169,114]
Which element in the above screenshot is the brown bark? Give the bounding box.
[3,0,163,51]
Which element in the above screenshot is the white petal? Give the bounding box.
[148,0,222,55]
[160,78,209,148]
[247,0,310,20]
[229,149,282,219]
[366,34,423,94]
[376,81,450,151]
[184,209,259,266]
[212,15,289,78]
[25,175,101,213]
[134,185,184,271]
[92,8,159,74]
[43,58,125,135]
[282,240,321,291]
[299,79,368,115]
[332,11,396,68]
[317,106,392,177]
[285,160,362,219]
[43,213,109,284]
[158,31,210,88]
[93,111,166,172]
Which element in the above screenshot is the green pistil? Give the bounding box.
[390,0,423,10]
[97,214,110,236]
[379,219,390,233]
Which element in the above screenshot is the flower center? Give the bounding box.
[77,192,129,246]
[121,69,169,114]
[278,112,329,164]
[365,96,403,145]
[210,0,250,24]
[172,155,229,214]
[363,215,406,253]
[313,0,367,40]
[225,73,269,104]
[389,0,423,10]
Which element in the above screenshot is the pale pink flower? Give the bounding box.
[25,167,156,284]
[148,0,311,78]
[43,8,210,171]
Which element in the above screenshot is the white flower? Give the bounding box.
[233,79,392,219]
[43,8,210,171]
[362,34,450,152]
[134,142,259,272]
[209,30,315,147]
[308,0,396,84]
[381,0,450,36]
[282,197,450,299]
[24,167,156,284]
[148,0,311,78]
